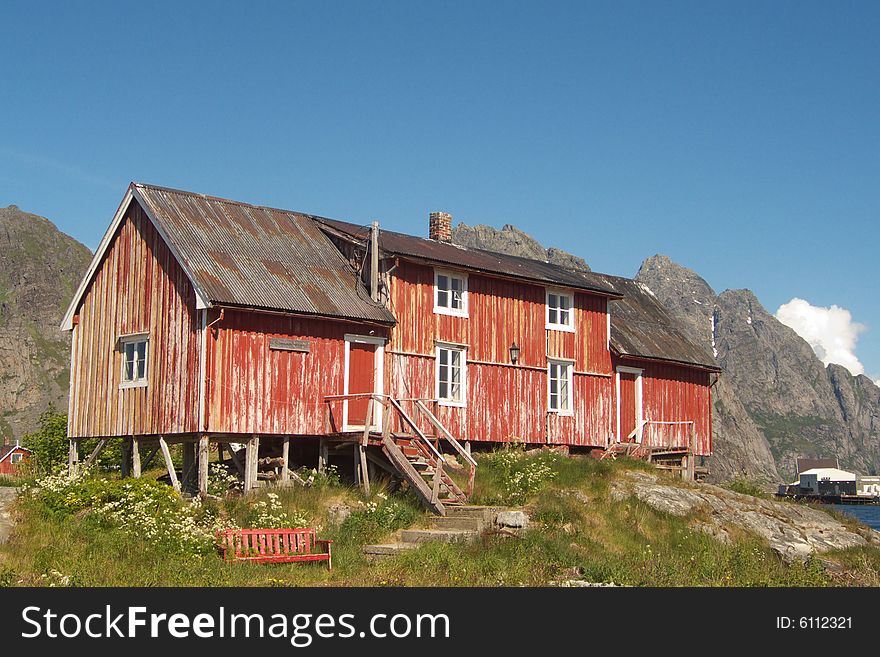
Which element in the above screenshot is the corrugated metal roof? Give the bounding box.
[317,218,622,298]
[591,273,721,371]
[131,184,395,325]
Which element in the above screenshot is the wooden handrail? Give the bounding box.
[387,398,447,464]
[413,400,478,469]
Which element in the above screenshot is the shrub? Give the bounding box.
[480,448,558,505]
[339,493,419,543]
[26,470,231,554]
[208,462,241,496]
[243,492,309,529]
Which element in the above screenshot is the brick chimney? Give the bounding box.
[429,211,453,242]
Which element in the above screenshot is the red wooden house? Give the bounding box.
[0,442,31,476]
[62,183,719,512]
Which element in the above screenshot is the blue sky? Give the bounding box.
[2,1,878,378]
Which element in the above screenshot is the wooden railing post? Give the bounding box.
[431,461,443,504]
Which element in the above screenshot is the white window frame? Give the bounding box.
[10,453,23,464]
[547,358,574,416]
[433,269,469,317]
[435,343,467,407]
[546,288,575,332]
[119,333,150,389]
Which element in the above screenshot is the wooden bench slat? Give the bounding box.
[217,527,332,569]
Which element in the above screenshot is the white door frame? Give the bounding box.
[343,334,386,432]
[615,366,644,443]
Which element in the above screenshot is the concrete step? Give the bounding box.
[399,528,476,544]
[430,515,484,531]
[362,542,419,557]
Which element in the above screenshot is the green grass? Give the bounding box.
[0,450,874,587]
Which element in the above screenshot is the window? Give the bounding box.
[10,453,23,464]
[436,344,466,405]
[546,290,574,331]
[120,334,149,387]
[548,359,573,414]
[434,269,468,316]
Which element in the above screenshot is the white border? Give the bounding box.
[435,342,467,408]
[545,288,575,332]
[433,268,469,318]
[547,357,575,416]
[615,366,644,443]
[342,334,386,431]
[119,333,150,390]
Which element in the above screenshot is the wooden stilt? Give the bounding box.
[121,439,131,478]
[132,436,141,478]
[318,437,328,473]
[353,444,361,487]
[228,445,245,477]
[182,439,197,494]
[281,436,290,482]
[81,438,108,472]
[465,440,471,456]
[141,447,159,471]
[68,439,78,477]
[244,435,259,493]
[198,434,210,497]
[158,436,181,493]
[359,443,371,496]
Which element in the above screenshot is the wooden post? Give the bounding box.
[687,424,696,482]
[67,439,78,477]
[245,435,259,493]
[158,436,181,493]
[318,437,328,474]
[141,446,159,471]
[132,436,142,478]
[465,440,471,456]
[81,438,108,472]
[359,444,371,496]
[182,438,197,494]
[198,434,210,497]
[353,444,361,487]
[121,439,131,478]
[281,436,290,483]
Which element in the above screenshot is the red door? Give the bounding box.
[347,341,377,427]
[619,372,638,442]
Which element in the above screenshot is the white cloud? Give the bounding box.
[774,298,867,376]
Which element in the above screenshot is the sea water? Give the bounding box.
[829,504,880,531]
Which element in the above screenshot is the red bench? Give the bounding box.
[217,528,333,570]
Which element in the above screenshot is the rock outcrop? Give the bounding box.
[0,205,92,441]
[612,471,879,562]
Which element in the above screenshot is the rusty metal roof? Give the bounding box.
[590,273,721,371]
[131,184,395,325]
[317,218,622,298]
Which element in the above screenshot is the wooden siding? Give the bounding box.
[387,260,612,373]
[68,201,201,438]
[206,309,387,435]
[614,356,713,455]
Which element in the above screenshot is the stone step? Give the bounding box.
[430,515,484,531]
[362,542,419,557]
[445,505,503,523]
[399,528,476,544]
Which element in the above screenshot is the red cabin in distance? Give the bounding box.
[62,183,720,512]
[0,443,31,476]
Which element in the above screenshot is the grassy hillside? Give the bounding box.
[1,450,877,587]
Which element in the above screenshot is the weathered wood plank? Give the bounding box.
[158,436,181,493]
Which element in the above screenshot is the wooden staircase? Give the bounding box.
[324,393,477,516]
[382,433,468,514]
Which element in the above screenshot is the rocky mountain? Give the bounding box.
[453,223,591,271]
[450,225,879,483]
[637,256,880,481]
[0,205,92,441]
